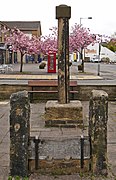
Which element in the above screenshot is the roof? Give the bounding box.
[1,21,41,31]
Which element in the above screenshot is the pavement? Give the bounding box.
[0,63,116,179]
[0,101,116,180]
[0,73,103,80]
[0,63,103,81]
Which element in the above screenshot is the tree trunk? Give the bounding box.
[82,59,84,72]
[20,53,24,72]
[81,48,84,72]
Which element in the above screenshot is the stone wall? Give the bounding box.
[0,84,28,100]
[0,84,115,101]
[77,85,116,101]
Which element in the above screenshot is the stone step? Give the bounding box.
[45,119,83,126]
[30,126,88,138]
[45,122,84,128]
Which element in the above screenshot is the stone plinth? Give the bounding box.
[45,100,83,127]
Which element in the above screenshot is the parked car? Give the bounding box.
[90,58,101,63]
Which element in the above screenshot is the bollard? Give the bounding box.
[80,135,84,169]
[34,136,40,170]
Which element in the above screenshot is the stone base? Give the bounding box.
[29,159,89,174]
[45,100,83,127]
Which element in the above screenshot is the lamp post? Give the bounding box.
[97,35,102,76]
[79,17,92,72]
[98,43,101,76]
[80,17,92,25]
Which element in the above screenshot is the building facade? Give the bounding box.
[85,43,116,63]
[0,21,42,64]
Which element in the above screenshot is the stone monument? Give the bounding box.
[45,4,83,127]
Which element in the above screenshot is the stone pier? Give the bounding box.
[89,89,108,175]
[10,91,30,177]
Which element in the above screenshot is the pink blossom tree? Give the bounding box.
[4,28,42,72]
[69,24,96,72]
[41,25,96,72]
[40,27,57,54]
[4,25,109,74]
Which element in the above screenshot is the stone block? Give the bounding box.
[45,100,83,126]
[56,5,71,19]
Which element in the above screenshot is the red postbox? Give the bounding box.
[48,51,56,73]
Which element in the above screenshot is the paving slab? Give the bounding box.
[0,63,103,81]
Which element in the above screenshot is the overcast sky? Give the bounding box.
[1,0,116,36]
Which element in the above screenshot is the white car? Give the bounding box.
[90,58,101,63]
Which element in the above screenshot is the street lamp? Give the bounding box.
[80,17,92,25]
[79,17,92,71]
[97,35,102,76]
[97,43,101,76]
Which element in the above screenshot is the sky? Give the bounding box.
[1,0,116,36]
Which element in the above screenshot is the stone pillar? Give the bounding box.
[10,91,30,177]
[56,5,71,104]
[45,5,83,127]
[89,90,108,175]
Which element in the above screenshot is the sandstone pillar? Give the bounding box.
[10,91,30,177]
[56,4,71,104]
[89,90,108,175]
